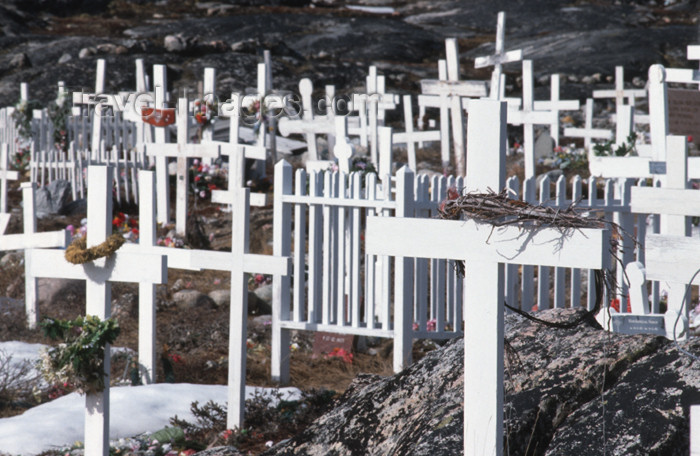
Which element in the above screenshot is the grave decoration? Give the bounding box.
[620,135,697,339]
[365,99,618,456]
[28,166,167,456]
[39,315,121,395]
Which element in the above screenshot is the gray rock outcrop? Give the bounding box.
[262,308,700,455]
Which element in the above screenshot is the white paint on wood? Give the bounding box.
[692,405,700,456]
[474,11,523,99]
[564,98,613,150]
[507,60,556,178]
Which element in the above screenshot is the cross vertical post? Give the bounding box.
[153,64,170,225]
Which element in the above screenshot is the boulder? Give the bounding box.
[262,308,700,455]
[208,289,230,307]
[34,180,72,218]
[172,289,216,310]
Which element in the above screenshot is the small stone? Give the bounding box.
[10,53,30,69]
[171,278,185,292]
[79,47,96,59]
[164,34,187,53]
[58,53,72,64]
[0,251,22,267]
[253,284,273,304]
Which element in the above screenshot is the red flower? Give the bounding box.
[169,353,184,364]
[194,175,201,182]
[208,183,217,190]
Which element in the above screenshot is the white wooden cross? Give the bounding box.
[152,64,171,225]
[692,405,700,456]
[420,38,488,175]
[188,180,289,428]
[71,59,107,159]
[364,99,610,456]
[210,93,269,207]
[533,74,580,146]
[563,98,613,151]
[350,66,399,166]
[666,45,700,88]
[0,182,70,328]
[119,170,199,382]
[0,143,19,216]
[201,67,217,145]
[333,116,353,174]
[621,135,697,339]
[392,95,440,171]
[277,78,335,161]
[145,98,221,235]
[593,66,647,109]
[507,60,556,179]
[474,11,523,100]
[28,166,166,456]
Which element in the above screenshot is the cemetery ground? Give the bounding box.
[0,156,447,454]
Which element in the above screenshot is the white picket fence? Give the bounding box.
[270,161,651,379]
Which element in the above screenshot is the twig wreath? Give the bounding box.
[64,234,125,265]
[438,188,633,329]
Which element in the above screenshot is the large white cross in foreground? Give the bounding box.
[365,99,610,455]
[28,166,167,456]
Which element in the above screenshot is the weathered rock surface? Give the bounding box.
[261,308,700,455]
[0,0,696,109]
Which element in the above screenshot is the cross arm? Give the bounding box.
[278,118,335,137]
[474,49,523,68]
[28,250,167,284]
[420,80,488,98]
[644,234,700,285]
[365,216,610,270]
[189,249,290,275]
[0,229,70,251]
[202,141,266,161]
[631,186,700,216]
[145,143,221,159]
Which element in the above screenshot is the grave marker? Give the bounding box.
[28,166,167,456]
[365,99,610,456]
[277,78,335,160]
[145,98,221,235]
[392,95,441,171]
[624,135,695,339]
[507,60,556,179]
[0,182,70,328]
[593,66,647,108]
[311,332,355,358]
[563,98,613,150]
[667,89,700,147]
[533,74,580,145]
[0,144,19,214]
[188,182,290,428]
[421,39,488,175]
[474,11,523,100]
[208,93,268,207]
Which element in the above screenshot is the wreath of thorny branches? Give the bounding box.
[437,188,636,329]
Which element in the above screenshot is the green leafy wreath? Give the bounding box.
[39,316,121,395]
